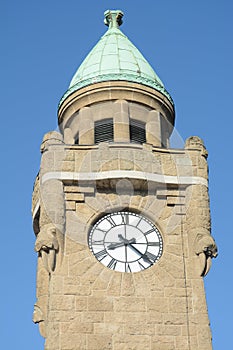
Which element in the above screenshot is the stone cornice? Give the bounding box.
[58,81,175,128]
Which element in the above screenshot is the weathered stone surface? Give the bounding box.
[33,79,216,350]
[88,297,113,311]
[61,319,93,333]
[113,334,151,350]
[169,297,189,313]
[94,322,123,335]
[114,297,146,312]
[87,334,112,349]
[151,336,175,350]
[75,296,88,311]
[50,295,75,311]
[60,333,86,349]
[81,311,104,323]
[65,193,85,202]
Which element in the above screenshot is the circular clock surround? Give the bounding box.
[88,211,163,273]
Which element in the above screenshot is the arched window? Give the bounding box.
[94,118,114,144]
[130,119,146,144]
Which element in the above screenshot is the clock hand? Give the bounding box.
[127,243,144,256]
[108,241,125,250]
[118,234,136,244]
[108,237,136,250]
[127,238,136,244]
[118,234,127,243]
[128,243,152,264]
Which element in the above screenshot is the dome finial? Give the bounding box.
[104,10,124,29]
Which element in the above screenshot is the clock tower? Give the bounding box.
[32,10,217,350]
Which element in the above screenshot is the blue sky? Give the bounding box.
[1,1,232,349]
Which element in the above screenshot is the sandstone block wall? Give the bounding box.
[32,134,215,350]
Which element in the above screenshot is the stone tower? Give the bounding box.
[32,10,217,350]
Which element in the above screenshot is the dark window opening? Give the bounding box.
[74,133,79,145]
[33,207,40,235]
[94,119,114,144]
[130,119,146,144]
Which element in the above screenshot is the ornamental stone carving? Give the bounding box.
[32,131,66,339]
[40,131,64,153]
[32,303,46,338]
[195,229,218,276]
[35,224,59,273]
[185,136,208,158]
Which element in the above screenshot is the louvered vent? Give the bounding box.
[94,119,114,144]
[130,119,146,144]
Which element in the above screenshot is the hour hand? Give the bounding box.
[118,234,136,244]
[108,237,136,250]
[108,241,125,250]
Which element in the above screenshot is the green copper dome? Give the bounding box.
[59,10,173,106]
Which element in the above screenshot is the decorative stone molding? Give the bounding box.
[41,170,208,187]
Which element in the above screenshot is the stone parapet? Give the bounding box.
[38,141,208,182]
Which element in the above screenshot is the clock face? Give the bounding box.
[88,211,163,273]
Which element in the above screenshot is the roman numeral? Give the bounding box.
[92,239,104,245]
[147,242,160,246]
[135,217,143,228]
[120,212,129,225]
[119,213,125,225]
[144,228,155,236]
[144,251,157,262]
[125,263,131,273]
[107,258,117,270]
[125,213,129,225]
[96,228,107,233]
[106,216,116,227]
[95,249,107,260]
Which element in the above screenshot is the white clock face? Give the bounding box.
[88,211,163,273]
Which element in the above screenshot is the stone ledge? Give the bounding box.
[42,170,208,187]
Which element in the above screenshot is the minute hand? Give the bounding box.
[128,244,152,264]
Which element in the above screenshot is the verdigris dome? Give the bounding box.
[59,10,173,106]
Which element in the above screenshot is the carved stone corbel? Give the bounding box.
[35,223,59,274]
[194,229,218,276]
[32,302,46,338]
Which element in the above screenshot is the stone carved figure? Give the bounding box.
[195,230,218,276]
[185,136,208,158]
[40,130,64,153]
[35,224,59,274]
[32,131,66,339]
